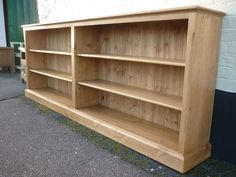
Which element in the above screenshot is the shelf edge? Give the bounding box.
[78,53,186,67]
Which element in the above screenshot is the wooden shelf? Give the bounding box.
[26,88,72,107]
[29,49,71,56]
[79,105,179,150]
[78,80,182,111]
[30,69,72,82]
[77,53,185,67]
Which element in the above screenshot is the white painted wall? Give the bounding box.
[0,0,6,47]
[37,0,236,92]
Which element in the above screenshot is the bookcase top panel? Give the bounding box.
[22,6,225,30]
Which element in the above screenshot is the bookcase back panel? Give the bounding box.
[28,53,71,73]
[28,52,47,69]
[47,55,71,73]
[77,86,99,108]
[77,20,187,60]
[48,78,72,95]
[76,27,100,53]
[100,92,181,131]
[27,28,71,51]
[99,60,184,97]
[27,30,46,49]
[46,28,71,52]
[77,58,99,81]
[28,72,47,89]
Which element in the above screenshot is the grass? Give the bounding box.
[21,97,236,177]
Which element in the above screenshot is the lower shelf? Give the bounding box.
[79,105,179,150]
[25,88,211,173]
[26,88,72,107]
[30,69,72,82]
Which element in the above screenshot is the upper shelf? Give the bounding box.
[78,80,182,111]
[30,69,72,82]
[77,53,185,67]
[29,49,71,56]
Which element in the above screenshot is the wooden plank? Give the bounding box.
[78,53,186,67]
[29,49,71,56]
[26,88,72,107]
[71,26,78,108]
[78,80,182,111]
[29,69,72,82]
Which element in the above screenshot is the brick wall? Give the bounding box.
[37,0,236,92]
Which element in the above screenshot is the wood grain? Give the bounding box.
[79,80,182,110]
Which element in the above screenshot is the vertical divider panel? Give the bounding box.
[71,26,78,108]
[179,13,196,154]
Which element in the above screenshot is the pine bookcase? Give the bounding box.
[22,6,225,173]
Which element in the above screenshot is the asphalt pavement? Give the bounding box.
[0,72,154,177]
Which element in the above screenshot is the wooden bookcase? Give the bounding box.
[23,6,225,173]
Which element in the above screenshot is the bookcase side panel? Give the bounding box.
[179,12,223,155]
